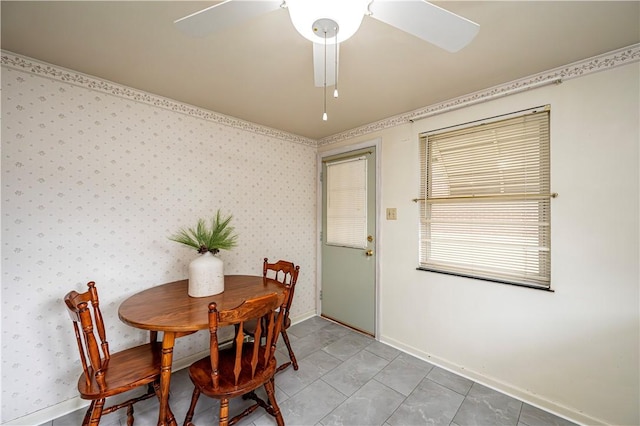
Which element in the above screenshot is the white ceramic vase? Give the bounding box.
[188,251,224,297]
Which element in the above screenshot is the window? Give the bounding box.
[418,107,553,289]
[326,156,368,249]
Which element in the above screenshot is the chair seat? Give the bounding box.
[189,346,277,399]
[77,342,162,399]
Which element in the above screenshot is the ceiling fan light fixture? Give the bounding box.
[286,0,370,43]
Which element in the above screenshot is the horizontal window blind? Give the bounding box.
[326,156,368,249]
[419,109,551,288]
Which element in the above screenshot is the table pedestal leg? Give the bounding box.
[158,331,177,426]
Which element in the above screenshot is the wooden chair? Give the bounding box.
[183,289,290,426]
[243,258,300,373]
[64,281,173,426]
[263,258,300,372]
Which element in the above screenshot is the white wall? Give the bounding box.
[1,60,317,423]
[321,63,640,425]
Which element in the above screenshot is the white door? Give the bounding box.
[321,146,377,336]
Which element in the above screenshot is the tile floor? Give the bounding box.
[49,316,577,426]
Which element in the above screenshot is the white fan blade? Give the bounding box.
[174,0,282,38]
[313,42,338,88]
[369,1,479,52]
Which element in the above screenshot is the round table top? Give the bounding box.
[118,275,285,333]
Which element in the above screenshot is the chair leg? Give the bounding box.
[219,398,230,426]
[183,387,201,426]
[125,404,134,426]
[88,399,105,426]
[264,378,284,426]
[82,401,96,426]
[280,329,298,370]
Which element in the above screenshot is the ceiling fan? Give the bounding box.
[175,1,479,119]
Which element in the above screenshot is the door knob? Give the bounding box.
[365,249,374,256]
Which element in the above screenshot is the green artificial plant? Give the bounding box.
[170,210,238,254]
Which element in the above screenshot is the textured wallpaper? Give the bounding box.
[1,64,317,422]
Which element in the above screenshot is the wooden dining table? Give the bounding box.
[118,275,287,426]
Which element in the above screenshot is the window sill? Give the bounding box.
[416,267,554,292]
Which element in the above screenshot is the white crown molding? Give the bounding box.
[317,43,640,146]
[3,44,638,149]
[0,50,317,148]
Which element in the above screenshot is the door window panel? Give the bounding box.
[326,156,368,249]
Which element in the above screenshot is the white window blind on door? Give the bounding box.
[326,156,368,249]
[419,108,552,288]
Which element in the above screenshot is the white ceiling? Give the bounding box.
[2,1,639,140]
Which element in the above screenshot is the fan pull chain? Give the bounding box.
[333,30,339,98]
[322,30,328,121]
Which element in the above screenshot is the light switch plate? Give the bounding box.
[386,208,397,220]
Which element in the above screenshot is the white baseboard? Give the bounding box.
[2,397,90,426]
[289,310,317,325]
[379,334,604,426]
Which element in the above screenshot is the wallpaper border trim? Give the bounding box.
[3,44,639,148]
[317,43,640,146]
[0,50,317,147]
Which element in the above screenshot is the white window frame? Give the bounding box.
[418,106,554,290]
